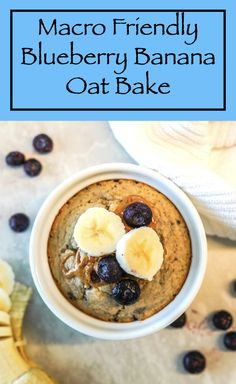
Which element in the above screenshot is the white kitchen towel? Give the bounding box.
[110,121,236,240]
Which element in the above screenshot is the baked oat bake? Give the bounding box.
[48,179,191,322]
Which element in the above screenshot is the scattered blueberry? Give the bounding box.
[224,332,236,351]
[183,351,206,374]
[5,151,25,166]
[123,202,152,228]
[9,213,30,232]
[97,255,123,283]
[23,159,42,177]
[112,279,140,305]
[170,313,187,328]
[212,310,233,330]
[90,269,101,283]
[33,134,53,154]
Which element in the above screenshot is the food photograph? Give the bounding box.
[0,122,235,383]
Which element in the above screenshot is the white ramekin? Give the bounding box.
[29,163,207,340]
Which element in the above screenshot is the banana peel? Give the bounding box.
[0,283,57,384]
[10,283,33,364]
[13,368,58,384]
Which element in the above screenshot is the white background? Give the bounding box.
[0,122,235,384]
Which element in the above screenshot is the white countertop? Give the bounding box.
[0,122,236,384]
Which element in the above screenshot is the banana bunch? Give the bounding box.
[0,259,57,384]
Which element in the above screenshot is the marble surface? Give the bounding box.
[0,122,236,384]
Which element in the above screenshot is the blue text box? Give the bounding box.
[11,9,225,112]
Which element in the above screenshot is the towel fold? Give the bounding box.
[110,121,236,240]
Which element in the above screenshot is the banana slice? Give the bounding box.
[0,288,12,312]
[73,207,126,257]
[0,260,15,295]
[0,311,10,326]
[0,326,12,338]
[116,227,164,281]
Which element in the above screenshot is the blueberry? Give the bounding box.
[212,310,233,330]
[183,351,206,374]
[9,213,30,232]
[67,291,76,301]
[6,151,25,166]
[232,280,236,296]
[23,159,42,177]
[170,313,187,328]
[224,332,236,351]
[123,202,152,228]
[33,134,53,154]
[112,279,140,305]
[97,255,123,283]
[90,269,101,283]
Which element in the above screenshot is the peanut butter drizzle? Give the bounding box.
[114,195,157,231]
[60,250,77,278]
[61,250,101,287]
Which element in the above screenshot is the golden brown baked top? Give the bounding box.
[48,179,191,322]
